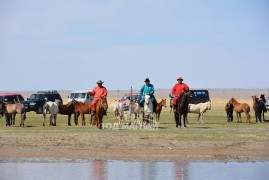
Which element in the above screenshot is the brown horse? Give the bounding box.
[69,99,91,126]
[91,97,108,129]
[155,99,166,121]
[4,103,26,127]
[58,102,75,126]
[229,98,251,123]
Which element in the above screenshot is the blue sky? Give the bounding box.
[0,0,268,91]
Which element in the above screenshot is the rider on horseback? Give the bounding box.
[139,78,157,113]
[172,76,189,111]
[88,80,107,115]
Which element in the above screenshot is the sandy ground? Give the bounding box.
[1,131,269,162]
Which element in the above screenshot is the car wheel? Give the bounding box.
[36,106,43,114]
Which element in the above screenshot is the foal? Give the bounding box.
[155,99,166,122]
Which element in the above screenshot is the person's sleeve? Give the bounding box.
[150,85,154,95]
[140,85,144,96]
[89,87,96,96]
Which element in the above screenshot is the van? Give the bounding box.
[68,91,94,104]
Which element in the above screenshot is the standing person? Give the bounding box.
[172,76,189,110]
[139,78,157,112]
[88,80,108,115]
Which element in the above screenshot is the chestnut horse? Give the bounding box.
[155,99,166,122]
[228,98,251,123]
[69,99,91,126]
[174,91,192,128]
[91,97,108,129]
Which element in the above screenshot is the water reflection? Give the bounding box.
[0,158,269,180]
[91,160,107,180]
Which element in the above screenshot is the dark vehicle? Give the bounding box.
[169,89,210,107]
[0,93,25,103]
[189,90,210,104]
[22,90,63,114]
[119,93,141,111]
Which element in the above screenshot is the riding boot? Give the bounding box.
[91,111,96,115]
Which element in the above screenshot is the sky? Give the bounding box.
[0,0,268,91]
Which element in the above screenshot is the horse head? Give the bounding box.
[229,98,236,105]
[260,94,266,103]
[100,97,108,110]
[162,99,167,107]
[207,101,211,110]
[144,94,152,105]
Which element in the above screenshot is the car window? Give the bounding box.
[18,95,24,101]
[5,96,16,102]
[29,94,42,100]
[0,96,3,101]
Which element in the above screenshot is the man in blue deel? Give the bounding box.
[139,78,157,112]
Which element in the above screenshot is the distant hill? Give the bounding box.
[1,88,268,100]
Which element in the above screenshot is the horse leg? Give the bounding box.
[75,112,80,126]
[82,113,85,126]
[5,114,10,127]
[50,114,53,126]
[235,112,239,123]
[54,114,57,126]
[43,113,46,126]
[174,112,179,128]
[20,113,24,127]
[13,114,16,126]
[68,114,71,126]
[197,113,200,124]
[183,113,187,128]
[201,112,204,124]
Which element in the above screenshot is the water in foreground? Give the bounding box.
[0,158,269,180]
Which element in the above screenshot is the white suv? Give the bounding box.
[68,91,93,104]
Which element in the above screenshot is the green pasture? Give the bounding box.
[0,98,269,143]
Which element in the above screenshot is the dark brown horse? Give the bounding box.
[58,102,75,126]
[69,99,91,126]
[155,99,166,121]
[91,97,108,129]
[225,102,234,122]
[229,98,251,123]
[174,91,192,128]
[260,94,267,121]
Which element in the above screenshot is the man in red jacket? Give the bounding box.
[172,76,189,108]
[89,80,108,114]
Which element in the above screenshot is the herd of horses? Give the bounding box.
[0,97,108,129]
[225,94,267,124]
[0,92,268,129]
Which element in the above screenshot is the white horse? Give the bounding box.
[113,100,124,125]
[43,100,60,126]
[143,94,154,127]
[126,101,143,126]
[188,101,211,124]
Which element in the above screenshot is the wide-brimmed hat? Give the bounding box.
[144,78,150,82]
[177,76,183,81]
[96,80,104,84]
